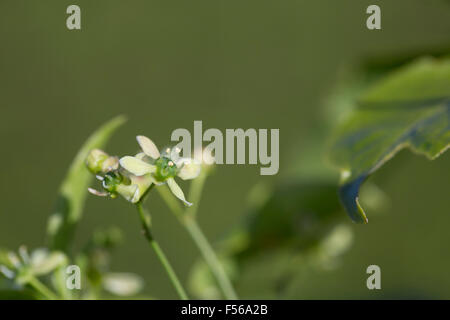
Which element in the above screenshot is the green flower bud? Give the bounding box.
[86,149,109,174]
[102,171,123,193]
[86,149,119,174]
[92,227,123,249]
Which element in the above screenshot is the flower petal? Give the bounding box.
[116,184,140,203]
[135,152,147,160]
[0,266,15,279]
[103,272,144,297]
[170,147,182,162]
[176,158,201,180]
[102,156,119,172]
[119,156,156,176]
[88,188,109,197]
[137,135,160,159]
[7,252,21,268]
[29,248,50,267]
[166,178,192,206]
[130,186,142,203]
[31,251,67,276]
[18,246,30,264]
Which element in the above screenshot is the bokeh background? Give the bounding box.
[1,0,449,299]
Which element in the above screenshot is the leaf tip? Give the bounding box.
[339,175,369,224]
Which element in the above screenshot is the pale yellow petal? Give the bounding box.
[176,158,201,180]
[119,156,156,176]
[166,178,192,206]
[116,184,140,203]
[135,152,147,160]
[137,135,160,159]
[88,188,108,197]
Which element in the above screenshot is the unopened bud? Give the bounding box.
[86,149,109,174]
[86,149,119,174]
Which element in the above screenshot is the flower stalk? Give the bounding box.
[28,276,59,300]
[183,216,238,300]
[157,183,238,300]
[86,136,237,300]
[135,201,188,300]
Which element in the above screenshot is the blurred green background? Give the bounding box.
[1,0,449,298]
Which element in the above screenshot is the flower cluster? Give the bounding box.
[87,136,201,206]
[0,246,67,284]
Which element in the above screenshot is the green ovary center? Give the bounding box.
[153,157,178,182]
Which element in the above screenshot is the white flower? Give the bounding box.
[0,246,67,284]
[119,135,201,206]
[87,148,154,204]
[88,171,153,204]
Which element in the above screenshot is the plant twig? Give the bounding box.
[185,169,208,219]
[184,215,238,300]
[28,277,59,300]
[157,185,238,300]
[135,202,188,300]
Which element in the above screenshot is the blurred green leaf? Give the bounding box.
[189,178,354,299]
[189,53,450,299]
[47,115,126,251]
[233,181,345,257]
[91,227,124,250]
[328,57,450,223]
[188,255,237,299]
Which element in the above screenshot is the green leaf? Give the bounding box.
[328,58,450,223]
[47,116,126,251]
[188,178,354,298]
[236,181,345,256]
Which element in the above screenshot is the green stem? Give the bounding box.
[28,277,59,300]
[185,169,208,219]
[135,202,188,300]
[157,186,238,300]
[183,216,238,300]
